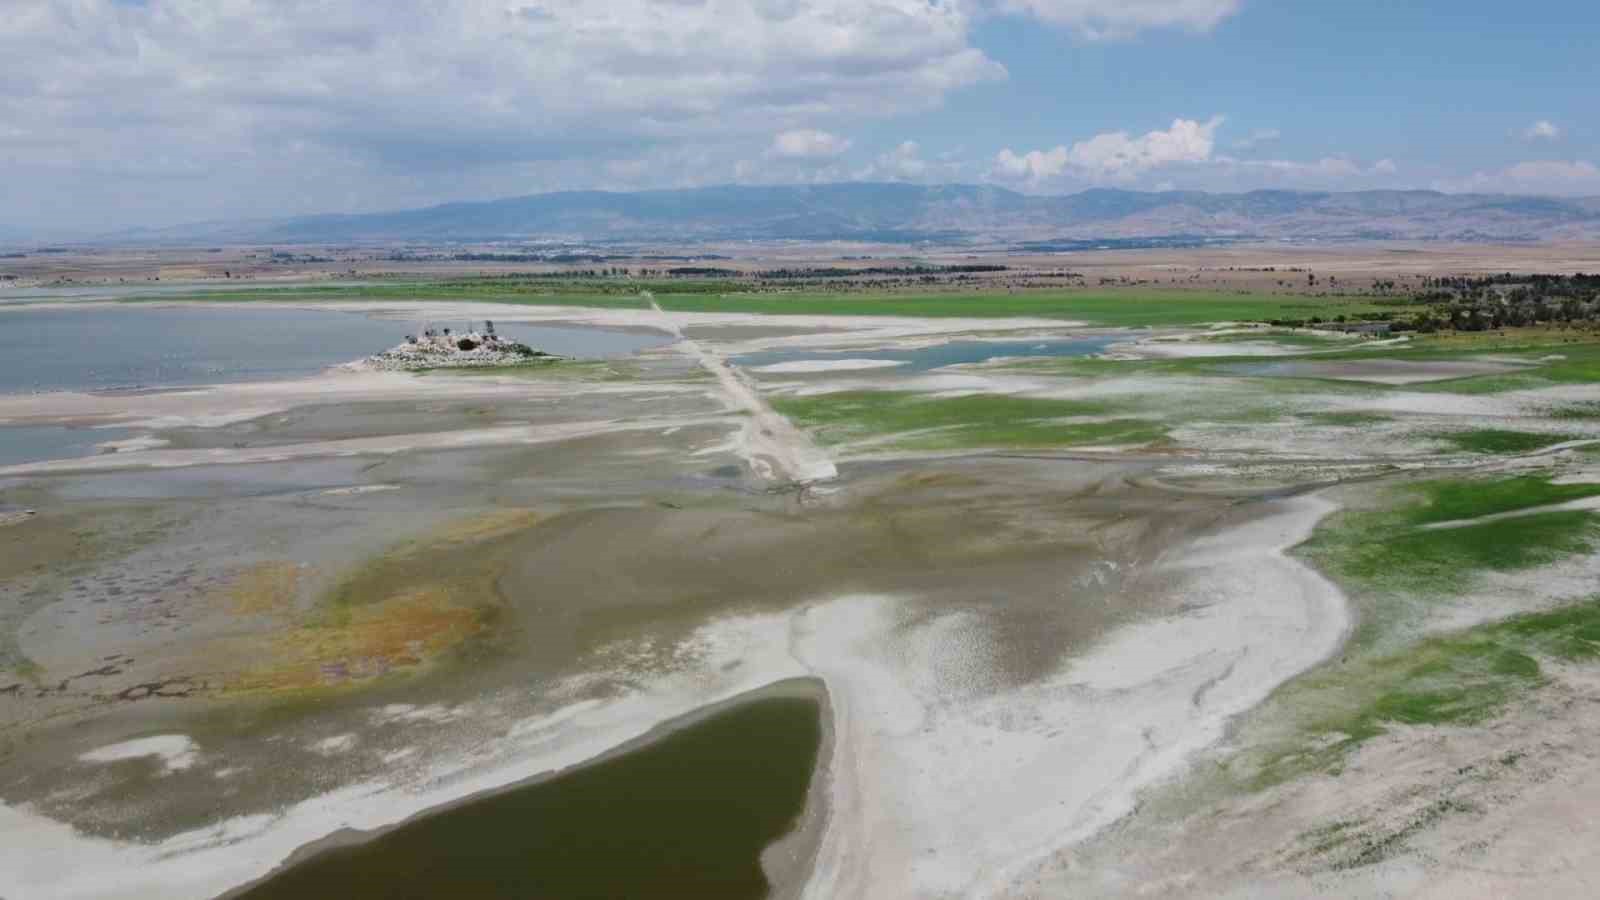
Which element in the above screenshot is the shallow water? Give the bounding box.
[734,335,1116,373]
[0,424,134,467]
[0,306,669,394]
[237,694,822,900]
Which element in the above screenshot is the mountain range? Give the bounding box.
[42,184,1600,246]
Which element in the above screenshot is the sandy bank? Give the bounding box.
[751,359,908,374]
[0,417,720,475]
[802,494,1349,898]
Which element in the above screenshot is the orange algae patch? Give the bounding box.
[225,588,490,694]
[220,510,538,696]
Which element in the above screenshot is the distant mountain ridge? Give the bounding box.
[118,184,1600,245]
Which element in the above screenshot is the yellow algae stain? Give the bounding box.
[225,562,305,616]
[224,588,490,695]
[217,509,538,698]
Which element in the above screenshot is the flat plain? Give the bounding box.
[5,241,1600,899]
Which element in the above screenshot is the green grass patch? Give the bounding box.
[1244,598,1600,790]
[1401,475,1600,526]
[1431,429,1580,454]
[1316,510,1597,594]
[655,290,1383,326]
[771,390,1166,450]
[1304,411,1394,427]
[1397,340,1600,394]
[1552,401,1600,420]
[1297,475,1600,643]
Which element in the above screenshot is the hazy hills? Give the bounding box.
[19,184,1600,247]
[261,184,1600,245]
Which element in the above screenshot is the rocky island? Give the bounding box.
[347,322,558,372]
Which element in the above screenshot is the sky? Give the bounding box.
[3,0,1598,231]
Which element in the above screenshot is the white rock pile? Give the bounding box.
[345,328,558,372]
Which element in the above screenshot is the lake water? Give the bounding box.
[238,694,822,900]
[0,425,137,468]
[0,306,670,395]
[0,305,672,467]
[734,336,1116,373]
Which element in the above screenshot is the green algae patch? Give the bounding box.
[772,390,1167,450]
[237,693,824,900]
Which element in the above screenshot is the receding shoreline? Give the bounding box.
[222,677,834,900]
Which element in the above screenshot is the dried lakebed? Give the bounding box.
[5,299,1600,898]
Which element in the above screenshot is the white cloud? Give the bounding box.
[993,116,1222,184]
[1507,159,1597,181]
[1523,120,1563,142]
[1442,160,1600,195]
[769,129,853,160]
[995,0,1241,38]
[993,147,1071,182]
[871,141,931,178]
[1,0,1009,227]
[1232,127,1281,151]
[992,116,1408,191]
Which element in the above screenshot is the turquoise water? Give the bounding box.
[238,694,823,900]
[734,336,1116,373]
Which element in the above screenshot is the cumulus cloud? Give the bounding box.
[2,0,1008,227]
[995,0,1241,38]
[992,116,1408,191]
[1523,120,1562,142]
[993,116,1221,184]
[769,129,853,160]
[871,141,932,179]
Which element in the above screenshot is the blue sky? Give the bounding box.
[930,0,1597,179]
[2,0,1597,231]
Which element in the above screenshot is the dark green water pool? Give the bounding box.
[237,694,823,900]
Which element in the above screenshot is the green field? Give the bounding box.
[1244,597,1600,793]
[772,390,1166,450]
[1432,428,1581,454]
[141,281,1385,327]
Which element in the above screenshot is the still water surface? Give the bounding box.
[0,306,669,394]
[238,694,822,900]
